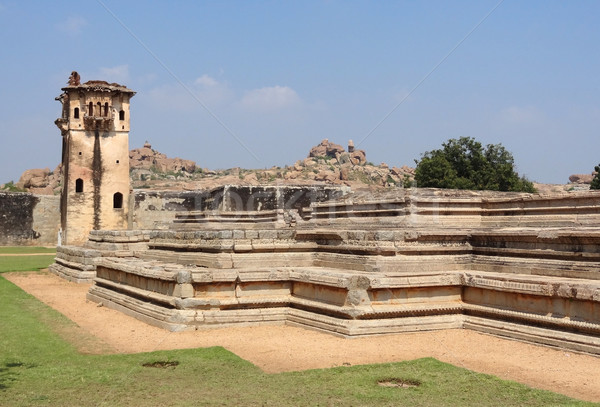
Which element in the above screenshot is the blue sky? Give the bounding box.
[1,0,598,184]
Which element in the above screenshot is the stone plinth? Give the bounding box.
[78,189,600,353]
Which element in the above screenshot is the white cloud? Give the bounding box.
[498,106,545,125]
[240,86,301,111]
[56,15,87,35]
[194,74,218,87]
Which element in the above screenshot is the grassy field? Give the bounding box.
[0,251,596,406]
[0,246,56,254]
[0,246,56,274]
[0,255,57,273]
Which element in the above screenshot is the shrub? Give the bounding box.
[591,164,600,190]
[414,137,535,192]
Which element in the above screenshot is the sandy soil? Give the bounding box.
[4,270,600,403]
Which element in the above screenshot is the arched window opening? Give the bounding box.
[74,107,80,119]
[119,110,125,121]
[88,102,93,116]
[96,102,101,116]
[104,102,109,117]
[113,192,123,209]
[75,178,83,193]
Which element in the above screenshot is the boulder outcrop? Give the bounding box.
[569,173,595,184]
[14,166,62,195]
[308,139,345,159]
[129,142,196,173]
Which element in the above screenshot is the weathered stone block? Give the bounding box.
[259,230,278,239]
[374,231,394,241]
[277,230,295,240]
[218,230,233,239]
[245,230,259,239]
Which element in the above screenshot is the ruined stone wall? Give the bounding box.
[0,185,346,245]
[221,185,345,211]
[131,188,224,229]
[0,192,59,246]
[131,185,347,229]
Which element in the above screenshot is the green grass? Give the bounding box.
[0,247,56,254]
[0,264,597,406]
[0,255,55,274]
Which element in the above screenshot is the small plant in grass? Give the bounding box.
[377,377,421,388]
[142,360,179,369]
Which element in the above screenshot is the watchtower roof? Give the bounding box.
[62,80,135,95]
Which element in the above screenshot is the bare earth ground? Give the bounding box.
[5,271,600,403]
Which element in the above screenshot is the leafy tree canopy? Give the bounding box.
[591,164,600,190]
[414,137,535,193]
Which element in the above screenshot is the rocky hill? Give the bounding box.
[129,139,416,191]
[2,139,417,194]
[3,139,592,194]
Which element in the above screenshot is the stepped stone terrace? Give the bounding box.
[50,187,600,355]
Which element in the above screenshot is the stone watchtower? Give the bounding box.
[55,71,135,245]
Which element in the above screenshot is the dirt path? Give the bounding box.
[4,271,600,403]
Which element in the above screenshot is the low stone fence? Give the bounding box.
[307,190,600,228]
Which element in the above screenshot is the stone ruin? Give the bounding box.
[46,71,600,356]
[50,187,600,355]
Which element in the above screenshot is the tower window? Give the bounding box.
[89,102,93,116]
[119,110,125,120]
[96,102,101,116]
[104,102,109,117]
[113,192,123,209]
[74,107,80,119]
[75,178,83,193]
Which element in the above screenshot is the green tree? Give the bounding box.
[591,164,600,190]
[414,137,535,192]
